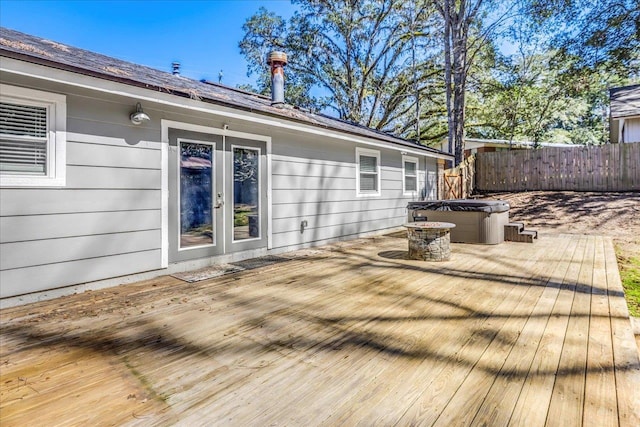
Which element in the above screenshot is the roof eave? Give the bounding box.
[0,48,449,158]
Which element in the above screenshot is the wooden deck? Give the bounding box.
[1,232,639,426]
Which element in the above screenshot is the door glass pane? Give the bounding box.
[233,147,260,241]
[180,142,214,248]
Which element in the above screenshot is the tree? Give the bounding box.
[470,50,595,144]
[239,0,442,135]
[239,7,319,110]
[465,0,639,146]
[526,0,640,74]
[238,1,638,158]
[433,0,529,164]
[434,0,489,164]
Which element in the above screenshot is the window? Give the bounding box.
[403,155,418,194]
[0,84,66,187]
[179,140,215,249]
[356,147,381,196]
[232,145,261,242]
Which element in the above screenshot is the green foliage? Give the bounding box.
[239,0,443,134]
[617,252,640,317]
[239,7,319,109]
[466,0,638,146]
[526,0,640,74]
[468,50,605,144]
[238,0,639,149]
[234,206,255,226]
[234,211,250,227]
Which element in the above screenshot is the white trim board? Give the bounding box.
[1,58,453,161]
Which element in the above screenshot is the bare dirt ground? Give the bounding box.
[477,191,640,257]
[478,191,640,351]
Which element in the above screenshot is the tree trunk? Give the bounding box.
[443,0,454,156]
[438,0,484,166]
[452,21,467,166]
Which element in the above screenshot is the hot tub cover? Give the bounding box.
[407,199,510,213]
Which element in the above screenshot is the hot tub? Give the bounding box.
[407,200,510,244]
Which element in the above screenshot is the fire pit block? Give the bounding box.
[405,222,456,261]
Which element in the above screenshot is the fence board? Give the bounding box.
[476,143,640,192]
[442,156,476,199]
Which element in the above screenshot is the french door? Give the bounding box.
[168,129,267,263]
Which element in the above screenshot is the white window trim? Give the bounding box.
[402,155,419,195]
[0,83,66,187]
[356,147,381,197]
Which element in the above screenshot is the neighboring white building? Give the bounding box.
[0,27,452,305]
[610,84,640,143]
[437,138,579,159]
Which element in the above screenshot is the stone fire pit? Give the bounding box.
[404,222,456,261]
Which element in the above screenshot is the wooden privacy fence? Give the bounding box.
[476,143,640,192]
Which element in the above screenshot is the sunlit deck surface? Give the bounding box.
[1,232,639,426]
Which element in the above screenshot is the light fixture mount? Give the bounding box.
[130,102,150,125]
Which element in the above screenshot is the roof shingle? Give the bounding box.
[610,84,640,119]
[0,27,448,157]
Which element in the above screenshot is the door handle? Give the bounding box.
[214,193,224,209]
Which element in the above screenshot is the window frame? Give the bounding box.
[402,155,419,195]
[0,84,66,187]
[356,147,381,197]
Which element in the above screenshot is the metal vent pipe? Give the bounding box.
[172,62,180,76]
[267,51,287,107]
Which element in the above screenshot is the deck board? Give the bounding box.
[508,234,581,426]
[1,232,639,426]
[396,235,559,427]
[469,236,574,427]
[583,236,618,426]
[546,235,594,426]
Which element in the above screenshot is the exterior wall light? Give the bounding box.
[130,102,150,125]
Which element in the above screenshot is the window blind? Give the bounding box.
[359,154,378,192]
[360,174,377,191]
[359,155,377,173]
[405,176,417,191]
[404,161,416,175]
[0,102,48,175]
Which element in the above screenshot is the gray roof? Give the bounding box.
[0,27,448,157]
[610,84,640,119]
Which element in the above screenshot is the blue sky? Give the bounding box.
[0,0,297,88]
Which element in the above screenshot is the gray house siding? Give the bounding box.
[269,134,430,249]
[0,78,163,298]
[0,68,446,301]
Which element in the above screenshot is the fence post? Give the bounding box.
[437,158,446,199]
